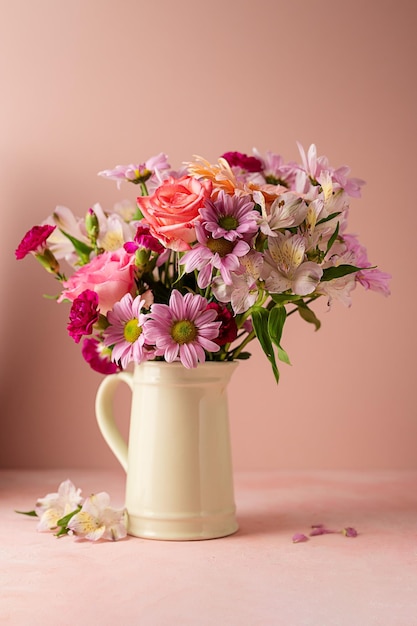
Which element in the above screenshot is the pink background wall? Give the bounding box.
[1,0,415,471]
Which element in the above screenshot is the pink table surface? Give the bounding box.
[1,469,417,626]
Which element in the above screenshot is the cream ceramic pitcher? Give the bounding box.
[95,361,239,540]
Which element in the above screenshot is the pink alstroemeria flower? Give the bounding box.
[343,234,391,296]
[98,153,170,189]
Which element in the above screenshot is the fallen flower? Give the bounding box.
[16,481,127,542]
[35,479,83,532]
[292,533,309,543]
[293,523,359,543]
[67,492,127,541]
[309,526,337,536]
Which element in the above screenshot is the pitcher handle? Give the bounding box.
[95,371,134,473]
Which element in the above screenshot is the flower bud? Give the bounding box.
[85,208,99,242]
[35,249,61,275]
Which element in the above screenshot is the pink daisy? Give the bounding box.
[144,290,221,369]
[200,190,259,242]
[103,294,150,369]
[180,223,251,289]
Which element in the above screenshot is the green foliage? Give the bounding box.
[252,304,292,382]
[59,230,93,265]
[321,264,362,281]
[296,301,321,331]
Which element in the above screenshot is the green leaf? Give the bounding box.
[321,264,363,282]
[59,230,93,264]
[297,302,321,331]
[270,293,301,306]
[15,509,38,517]
[251,307,279,383]
[316,211,341,225]
[325,221,340,257]
[235,351,252,360]
[268,305,286,347]
[56,507,81,528]
[277,345,291,365]
[268,306,292,365]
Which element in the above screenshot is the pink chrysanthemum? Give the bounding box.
[200,190,259,242]
[15,225,56,260]
[145,290,221,369]
[180,223,251,289]
[103,294,150,369]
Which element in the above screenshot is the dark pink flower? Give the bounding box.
[221,151,263,173]
[124,224,165,255]
[81,337,119,375]
[67,289,100,343]
[342,527,358,537]
[15,225,56,260]
[206,302,238,346]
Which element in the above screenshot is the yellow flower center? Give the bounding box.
[207,236,235,257]
[218,215,238,231]
[101,231,125,251]
[123,319,142,343]
[171,320,197,344]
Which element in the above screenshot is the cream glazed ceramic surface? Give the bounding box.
[95,361,239,540]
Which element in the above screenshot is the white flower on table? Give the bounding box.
[67,492,127,541]
[36,479,83,532]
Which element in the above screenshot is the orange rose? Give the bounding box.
[137,175,212,251]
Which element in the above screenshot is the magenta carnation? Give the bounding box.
[67,289,100,343]
[15,225,56,260]
[221,151,263,173]
[81,337,119,375]
[206,302,238,346]
[124,224,165,255]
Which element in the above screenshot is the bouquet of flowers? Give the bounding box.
[15,144,390,381]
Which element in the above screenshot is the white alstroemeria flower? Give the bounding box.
[254,190,308,236]
[212,250,263,314]
[89,203,136,252]
[44,206,89,264]
[262,233,323,296]
[316,273,357,307]
[67,492,127,541]
[36,479,83,532]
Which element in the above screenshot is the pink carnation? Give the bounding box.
[58,249,136,314]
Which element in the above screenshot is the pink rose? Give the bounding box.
[59,249,136,314]
[137,175,212,251]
